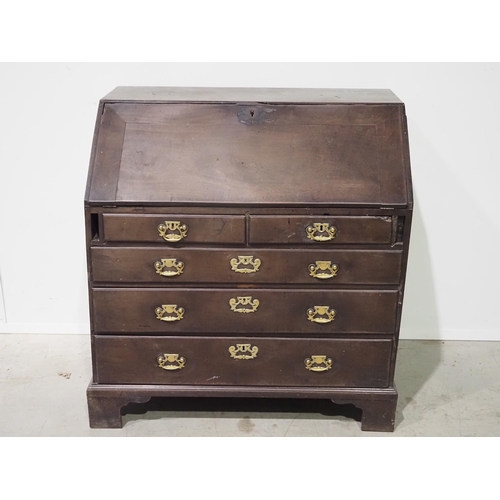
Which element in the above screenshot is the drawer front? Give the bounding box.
[94,336,393,387]
[91,247,403,285]
[102,214,246,244]
[92,288,398,334]
[249,216,392,245]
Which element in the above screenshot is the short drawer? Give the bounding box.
[94,336,393,387]
[102,214,246,244]
[249,216,393,245]
[92,288,398,335]
[91,247,403,285]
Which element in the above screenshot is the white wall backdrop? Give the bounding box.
[0,63,499,339]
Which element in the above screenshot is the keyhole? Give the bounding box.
[250,110,255,117]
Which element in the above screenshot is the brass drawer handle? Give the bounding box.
[305,355,332,372]
[155,304,185,322]
[306,223,337,242]
[158,221,188,242]
[157,354,186,370]
[230,255,261,274]
[308,261,338,279]
[307,306,336,323]
[229,343,259,360]
[154,258,185,277]
[229,296,259,313]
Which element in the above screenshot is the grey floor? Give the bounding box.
[1,334,499,436]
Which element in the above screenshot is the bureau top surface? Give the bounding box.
[86,87,411,208]
[101,86,403,104]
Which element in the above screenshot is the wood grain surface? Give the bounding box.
[92,288,399,335]
[91,247,403,285]
[94,335,393,387]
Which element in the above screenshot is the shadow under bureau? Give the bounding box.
[84,87,413,432]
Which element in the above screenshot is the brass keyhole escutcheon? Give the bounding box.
[228,344,259,360]
[230,255,261,274]
[229,296,260,313]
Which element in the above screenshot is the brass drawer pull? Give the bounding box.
[158,221,188,242]
[308,261,338,279]
[230,255,261,274]
[157,354,186,370]
[307,306,336,323]
[304,355,332,372]
[229,343,259,360]
[229,296,259,313]
[154,258,185,277]
[306,223,337,242]
[155,304,185,322]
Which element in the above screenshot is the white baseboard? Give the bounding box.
[0,323,90,334]
[401,329,500,341]
[0,276,5,323]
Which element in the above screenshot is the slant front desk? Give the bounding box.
[84,87,413,431]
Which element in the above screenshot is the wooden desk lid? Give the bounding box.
[86,87,411,207]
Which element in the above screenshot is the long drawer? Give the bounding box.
[92,288,398,334]
[91,247,403,285]
[94,336,393,387]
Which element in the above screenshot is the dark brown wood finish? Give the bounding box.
[87,382,399,430]
[86,106,126,202]
[94,336,393,387]
[102,214,245,244]
[86,102,408,207]
[249,215,393,245]
[91,247,403,285]
[90,206,411,216]
[85,87,413,432]
[92,288,398,335]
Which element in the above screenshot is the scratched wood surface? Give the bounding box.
[93,335,393,387]
[92,288,399,335]
[86,102,409,207]
[85,88,413,431]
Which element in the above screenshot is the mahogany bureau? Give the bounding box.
[84,87,413,431]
